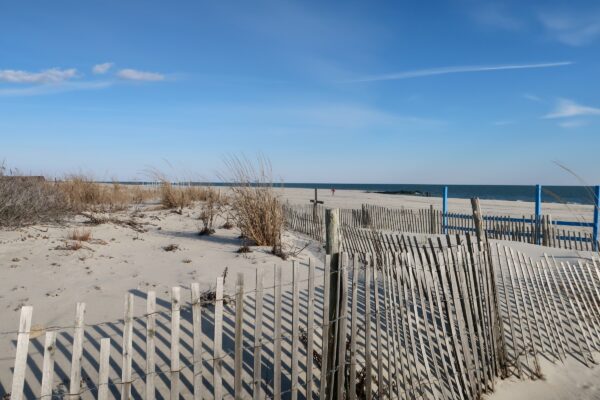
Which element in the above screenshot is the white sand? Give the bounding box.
[0,204,323,326]
[487,354,600,400]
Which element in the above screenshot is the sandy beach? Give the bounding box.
[1,187,599,398]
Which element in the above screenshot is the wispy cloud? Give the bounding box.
[0,68,78,84]
[117,69,165,81]
[558,119,587,129]
[93,62,114,75]
[347,61,572,83]
[523,93,542,102]
[183,102,444,133]
[538,11,600,46]
[465,3,600,46]
[469,2,523,31]
[543,98,600,119]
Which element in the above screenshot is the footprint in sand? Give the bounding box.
[12,298,30,311]
[45,288,65,297]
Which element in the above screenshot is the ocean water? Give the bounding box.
[277,184,598,205]
[129,182,598,205]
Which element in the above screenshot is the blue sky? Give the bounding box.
[1,0,600,184]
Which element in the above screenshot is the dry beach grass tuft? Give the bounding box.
[222,155,284,250]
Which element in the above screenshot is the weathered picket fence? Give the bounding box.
[284,204,441,240]
[284,203,598,251]
[283,203,326,242]
[445,213,598,250]
[9,261,327,400]
[6,242,600,399]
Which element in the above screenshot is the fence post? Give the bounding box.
[471,198,485,245]
[443,186,448,234]
[361,204,369,228]
[234,274,244,399]
[10,306,32,400]
[594,185,599,251]
[325,208,342,400]
[535,184,542,245]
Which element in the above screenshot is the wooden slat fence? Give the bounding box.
[284,203,599,251]
[6,244,600,399]
[283,203,326,242]
[283,203,441,242]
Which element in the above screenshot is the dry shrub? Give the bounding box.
[163,243,179,252]
[160,182,209,211]
[58,176,157,212]
[199,187,224,235]
[222,217,234,229]
[68,228,92,242]
[237,245,252,253]
[129,184,158,204]
[160,181,188,209]
[188,186,210,202]
[199,267,231,303]
[0,162,160,228]
[68,241,83,251]
[59,176,104,210]
[0,166,70,227]
[55,176,153,213]
[53,241,84,251]
[222,156,283,248]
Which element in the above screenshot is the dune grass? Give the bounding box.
[68,228,92,241]
[159,181,209,210]
[59,176,157,212]
[0,164,160,227]
[222,156,283,249]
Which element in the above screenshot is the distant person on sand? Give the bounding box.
[331,188,335,196]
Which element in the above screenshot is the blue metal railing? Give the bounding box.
[441,184,600,249]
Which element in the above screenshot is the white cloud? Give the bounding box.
[538,12,600,46]
[93,62,114,74]
[544,99,600,119]
[0,68,78,84]
[116,69,165,81]
[347,61,572,83]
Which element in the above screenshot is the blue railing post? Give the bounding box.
[443,186,448,234]
[593,185,600,251]
[535,184,542,245]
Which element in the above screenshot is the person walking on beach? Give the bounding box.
[331,188,336,196]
